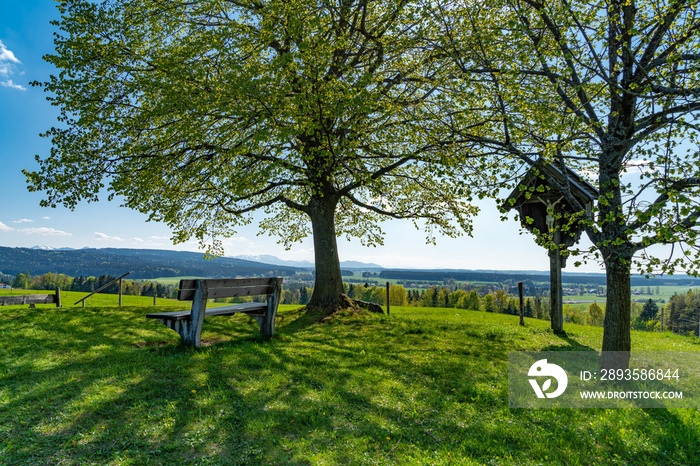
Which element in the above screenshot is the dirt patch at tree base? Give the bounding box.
[289,295,380,324]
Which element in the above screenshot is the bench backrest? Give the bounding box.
[177,277,281,301]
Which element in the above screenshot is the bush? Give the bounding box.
[632,317,661,332]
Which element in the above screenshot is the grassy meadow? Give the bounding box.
[0,288,188,309]
[2,292,700,465]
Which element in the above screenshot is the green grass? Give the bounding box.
[2,301,700,465]
[0,289,191,309]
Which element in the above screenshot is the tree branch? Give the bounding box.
[518,0,604,137]
[628,177,700,231]
[634,206,700,251]
[336,156,414,198]
[634,101,700,135]
[344,192,413,219]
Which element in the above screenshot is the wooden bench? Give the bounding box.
[0,288,61,308]
[146,277,282,347]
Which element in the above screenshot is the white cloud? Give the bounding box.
[277,248,315,260]
[42,216,51,220]
[95,232,124,241]
[19,227,72,236]
[623,159,653,175]
[0,79,26,91]
[132,237,144,243]
[12,218,33,224]
[148,235,170,240]
[0,40,20,67]
[0,39,25,91]
[0,223,71,237]
[220,237,250,246]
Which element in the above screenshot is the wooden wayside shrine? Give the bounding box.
[503,160,598,333]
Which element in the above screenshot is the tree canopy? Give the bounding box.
[434,0,700,363]
[27,0,483,309]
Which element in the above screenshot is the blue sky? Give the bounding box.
[0,1,605,273]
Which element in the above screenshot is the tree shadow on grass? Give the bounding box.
[543,333,597,352]
[1,306,700,465]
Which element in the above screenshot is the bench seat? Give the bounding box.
[146,302,267,321]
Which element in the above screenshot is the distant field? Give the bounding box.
[2,300,700,464]
[0,288,180,309]
[0,287,290,314]
[566,285,698,301]
[150,276,202,286]
[0,289,244,310]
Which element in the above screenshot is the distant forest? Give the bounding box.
[2,246,699,287]
[0,247,299,279]
[5,271,175,298]
[379,270,700,287]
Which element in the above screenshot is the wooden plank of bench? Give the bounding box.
[177,284,273,301]
[177,278,275,301]
[178,277,273,291]
[0,294,57,306]
[146,302,267,321]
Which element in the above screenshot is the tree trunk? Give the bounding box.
[601,255,632,370]
[598,149,633,370]
[307,196,347,310]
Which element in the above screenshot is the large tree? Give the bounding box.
[27,0,480,310]
[434,0,700,364]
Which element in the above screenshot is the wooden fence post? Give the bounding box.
[518,281,525,326]
[119,278,123,306]
[55,287,61,308]
[386,282,390,315]
[670,302,675,332]
[153,295,157,306]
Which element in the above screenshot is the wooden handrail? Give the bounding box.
[74,272,131,306]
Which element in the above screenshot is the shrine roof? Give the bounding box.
[503,160,599,211]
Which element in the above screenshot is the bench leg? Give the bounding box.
[155,313,204,346]
[254,278,281,337]
[162,318,190,340]
[155,280,207,347]
[252,310,276,337]
[181,280,208,346]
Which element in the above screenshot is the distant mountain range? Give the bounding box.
[2,247,299,279]
[1,247,380,279]
[28,247,383,269]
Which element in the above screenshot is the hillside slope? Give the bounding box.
[0,247,299,279]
